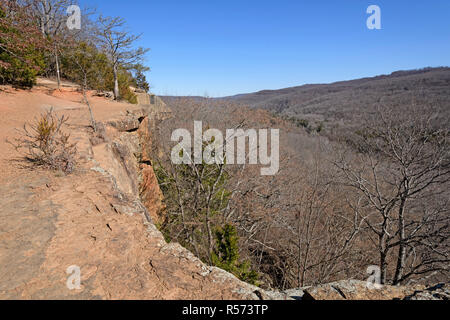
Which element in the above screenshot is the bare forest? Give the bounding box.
[155,90,449,290]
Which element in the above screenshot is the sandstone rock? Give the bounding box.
[94,91,113,98]
[137,116,153,163]
[140,164,165,224]
[108,117,141,132]
[302,280,424,301]
[404,283,449,300]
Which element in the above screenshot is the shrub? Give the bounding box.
[0,5,46,88]
[0,50,45,88]
[120,85,138,104]
[118,71,138,104]
[8,108,77,174]
[61,42,113,92]
[212,224,259,285]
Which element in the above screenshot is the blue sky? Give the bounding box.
[79,0,450,97]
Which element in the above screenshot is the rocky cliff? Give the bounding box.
[0,87,266,299]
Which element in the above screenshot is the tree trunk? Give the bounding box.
[55,45,61,89]
[298,231,304,288]
[113,63,120,100]
[83,76,96,132]
[380,251,388,285]
[393,198,407,285]
[205,210,214,262]
[379,225,388,285]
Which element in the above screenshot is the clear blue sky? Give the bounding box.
[79,0,450,97]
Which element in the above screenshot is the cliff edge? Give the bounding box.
[0,85,266,299]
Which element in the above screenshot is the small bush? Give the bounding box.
[0,51,44,88]
[212,224,259,285]
[118,71,138,104]
[8,108,77,174]
[120,85,138,104]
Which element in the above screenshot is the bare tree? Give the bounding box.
[66,43,97,132]
[95,15,149,100]
[25,0,75,87]
[26,0,71,37]
[246,141,366,289]
[335,104,450,285]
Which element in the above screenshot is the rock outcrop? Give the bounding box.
[403,283,449,301]
[301,280,422,301]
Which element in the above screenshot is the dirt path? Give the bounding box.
[0,84,132,183]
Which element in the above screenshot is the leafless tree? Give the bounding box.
[65,44,97,132]
[334,104,450,285]
[24,0,75,87]
[95,15,149,100]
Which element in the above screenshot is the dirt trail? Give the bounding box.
[0,85,131,183]
[0,83,267,300]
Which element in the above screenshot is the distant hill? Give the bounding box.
[160,67,450,134]
[219,67,450,126]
